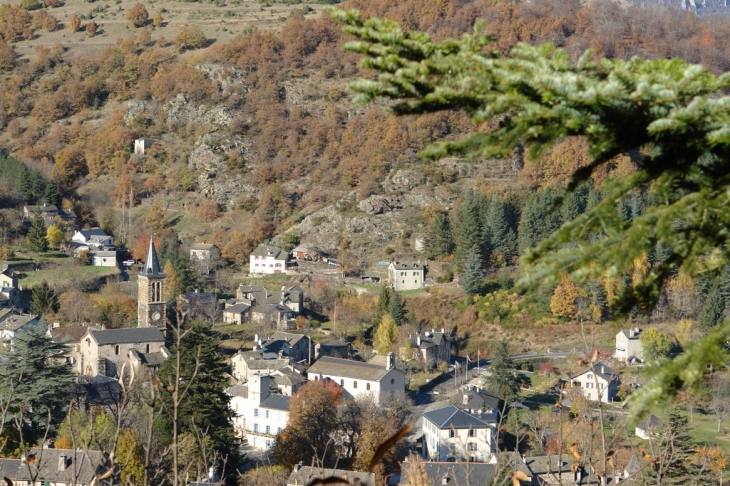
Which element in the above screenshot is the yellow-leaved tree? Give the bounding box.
[45,224,64,249]
[550,275,586,318]
[376,314,397,354]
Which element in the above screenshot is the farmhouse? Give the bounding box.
[249,245,291,274]
[421,405,497,463]
[402,328,452,367]
[616,328,644,363]
[388,261,425,291]
[570,362,620,404]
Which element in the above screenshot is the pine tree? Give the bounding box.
[653,406,697,485]
[699,282,725,332]
[30,280,58,316]
[43,179,60,207]
[156,321,239,464]
[516,189,561,256]
[461,246,484,299]
[483,194,517,267]
[27,208,48,253]
[375,286,392,323]
[0,320,74,437]
[18,166,31,201]
[389,291,405,326]
[28,169,44,202]
[453,189,484,272]
[425,212,454,259]
[484,341,521,403]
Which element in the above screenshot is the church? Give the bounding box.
[75,238,171,378]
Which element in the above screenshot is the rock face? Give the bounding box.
[194,64,247,97]
[358,195,392,215]
[165,94,234,128]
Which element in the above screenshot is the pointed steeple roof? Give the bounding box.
[140,237,165,277]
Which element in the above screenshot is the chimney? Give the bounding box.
[58,454,67,471]
[255,334,259,343]
[463,394,469,405]
[417,336,421,346]
[20,455,26,465]
[441,327,445,334]
[386,352,395,370]
[295,461,303,472]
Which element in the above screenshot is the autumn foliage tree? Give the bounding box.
[68,13,80,32]
[550,275,586,318]
[272,379,342,468]
[174,25,206,51]
[0,40,15,70]
[126,3,148,27]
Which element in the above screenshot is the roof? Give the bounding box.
[307,356,402,382]
[238,285,266,293]
[50,326,92,343]
[78,228,109,239]
[225,384,248,398]
[625,454,641,475]
[287,466,374,486]
[0,314,39,332]
[457,387,501,413]
[250,245,289,260]
[260,393,290,411]
[619,329,642,340]
[411,330,449,348]
[190,243,218,251]
[140,238,165,277]
[89,327,165,345]
[401,462,496,486]
[422,405,492,430]
[91,251,117,257]
[522,456,600,483]
[0,458,20,479]
[637,414,660,430]
[271,331,308,346]
[272,368,307,386]
[390,260,425,270]
[26,204,58,213]
[261,339,288,353]
[224,303,251,314]
[15,448,116,485]
[318,337,350,348]
[572,362,619,381]
[79,374,123,406]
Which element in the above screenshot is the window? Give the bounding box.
[599,383,604,389]
[402,280,405,284]
[353,381,357,389]
[254,424,258,432]
[265,440,271,449]
[115,345,120,355]
[366,383,370,391]
[413,272,418,276]
[265,410,270,418]
[415,280,418,284]
[266,425,270,434]
[340,379,344,386]
[277,427,282,434]
[469,429,476,437]
[391,378,395,385]
[254,409,259,417]
[587,374,593,379]
[449,430,455,438]
[467,442,477,451]
[146,344,150,354]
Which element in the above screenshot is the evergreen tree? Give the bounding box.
[43,179,60,207]
[516,189,561,256]
[27,208,48,253]
[425,213,454,259]
[172,253,196,293]
[156,321,239,465]
[0,320,74,437]
[699,282,725,332]
[652,407,697,485]
[483,341,521,403]
[18,166,31,201]
[461,246,484,299]
[28,170,44,202]
[30,281,59,316]
[483,194,517,267]
[389,291,405,326]
[453,189,484,272]
[375,286,392,322]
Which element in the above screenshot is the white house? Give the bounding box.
[0,312,39,346]
[14,448,118,486]
[616,328,644,362]
[388,261,425,291]
[71,229,114,248]
[134,138,154,155]
[421,405,497,463]
[635,414,660,440]
[90,250,118,267]
[229,348,305,381]
[306,353,406,404]
[249,245,291,274]
[570,362,620,404]
[226,373,290,450]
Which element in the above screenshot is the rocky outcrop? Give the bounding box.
[165,93,234,128]
[194,64,247,97]
[358,195,392,215]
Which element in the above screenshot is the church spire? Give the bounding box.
[140,236,165,277]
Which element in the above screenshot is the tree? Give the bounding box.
[126,2,148,27]
[85,21,96,35]
[401,453,431,486]
[175,25,206,51]
[46,224,64,249]
[376,314,397,354]
[0,321,74,437]
[156,321,238,466]
[26,208,48,252]
[152,12,163,27]
[137,26,150,45]
[651,407,697,485]
[640,328,674,361]
[483,194,517,266]
[272,380,341,468]
[389,290,405,326]
[460,246,484,299]
[452,189,483,272]
[330,8,730,416]
[425,212,453,259]
[0,41,16,70]
[68,13,80,32]
[31,281,59,316]
[550,275,586,318]
[43,179,60,206]
[375,285,391,323]
[483,341,521,403]
[53,146,86,188]
[699,282,725,332]
[143,200,166,232]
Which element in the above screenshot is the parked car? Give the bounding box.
[123,260,135,266]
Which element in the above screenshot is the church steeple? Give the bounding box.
[138,236,166,329]
[140,237,165,277]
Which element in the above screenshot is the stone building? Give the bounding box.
[138,238,166,329]
[388,261,425,291]
[79,327,168,378]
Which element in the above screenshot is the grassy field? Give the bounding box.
[10,0,325,58]
[19,263,118,288]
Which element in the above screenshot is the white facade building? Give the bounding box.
[226,373,290,450]
[616,328,644,362]
[388,261,425,291]
[249,245,290,275]
[570,362,620,404]
[421,405,496,463]
[306,353,406,404]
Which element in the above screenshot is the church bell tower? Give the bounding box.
[138,237,166,329]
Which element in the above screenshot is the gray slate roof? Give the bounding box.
[273,368,307,386]
[457,388,501,413]
[79,228,108,239]
[637,414,660,430]
[50,326,94,343]
[401,462,496,486]
[391,260,425,270]
[260,393,290,411]
[0,458,20,479]
[225,384,248,397]
[15,448,117,486]
[140,238,164,277]
[287,466,374,486]
[572,362,619,381]
[308,356,401,381]
[272,331,308,347]
[422,405,492,429]
[0,314,39,332]
[224,303,251,314]
[90,327,165,345]
[251,245,288,260]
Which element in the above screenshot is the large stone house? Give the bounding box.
[306,354,406,404]
[388,261,425,291]
[0,311,39,346]
[402,328,452,367]
[71,229,114,248]
[315,337,351,359]
[223,301,251,324]
[421,405,496,463]
[23,204,76,226]
[49,325,96,367]
[226,373,290,450]
[79,327,169,378]
[270,331,312,362]
[454,385,501,423]
[229,348,305,381]
[249,245,291,274]
[189,243,221,274]
[616,328,644,363]
[236,284,304,315]
[570,362,620,404]
[14,448,118,486]
[286,465,374,486]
